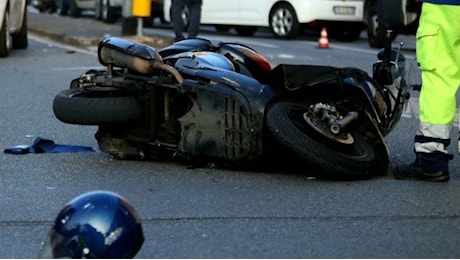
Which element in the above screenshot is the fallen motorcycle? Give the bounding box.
[53,34,411,179]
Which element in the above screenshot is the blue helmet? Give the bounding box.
[38,191,144,258]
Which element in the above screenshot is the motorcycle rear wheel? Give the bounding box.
[53,88,142,125]
[266,101,382,179]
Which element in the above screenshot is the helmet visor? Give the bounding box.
[37,229,91,259]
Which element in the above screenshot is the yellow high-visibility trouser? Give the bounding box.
[415,2,460,155]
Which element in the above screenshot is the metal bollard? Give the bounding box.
[132,0,151,17]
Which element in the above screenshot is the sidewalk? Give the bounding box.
[28,11,173,48]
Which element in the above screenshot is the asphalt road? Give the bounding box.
[1,10,460,259]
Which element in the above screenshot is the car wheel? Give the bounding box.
[69,0,81,18]
[95,0,103,20]
[269,3,299,39]
[12,3,28,49]
[56,0,68,15]
[102,0,117,24]
[365,1,395,48]
[0,8,10,57]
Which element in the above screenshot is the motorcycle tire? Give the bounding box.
[53,88,142,125]
[266,101,381,179]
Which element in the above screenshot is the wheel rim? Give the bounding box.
[286,104,368,158]
[271,8,293,36]
[274,102,374,160]
[303,111,354,144]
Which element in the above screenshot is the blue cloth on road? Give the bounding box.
[4,136,95,154]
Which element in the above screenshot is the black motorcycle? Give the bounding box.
[53,34,411,179]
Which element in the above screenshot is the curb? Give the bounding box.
[28,13,174,48]
[28,27,102,46]
[29,27,174,48]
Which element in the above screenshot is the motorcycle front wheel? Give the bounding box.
[53,88,142,125]
[266,101,384,179]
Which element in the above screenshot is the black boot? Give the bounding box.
[393,153,451,182]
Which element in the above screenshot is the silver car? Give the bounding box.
[69,0,123,23]
[0,0,28,58]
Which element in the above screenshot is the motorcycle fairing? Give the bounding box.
[171,52,277,165]
[217,43,272,83]
[159,38,214,58]
[174,57,274,101]
[167,51,236,72]
[160,39,272,84]
[176,79,266,165]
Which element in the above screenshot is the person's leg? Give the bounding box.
[186,0,202,38]
[394,3,460,181]
[171,0,185,41]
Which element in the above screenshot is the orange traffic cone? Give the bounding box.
[318,27,329,49]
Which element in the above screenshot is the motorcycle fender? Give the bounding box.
[268,64,345,91]
[268,64,384,127]
[176,80,265,164]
